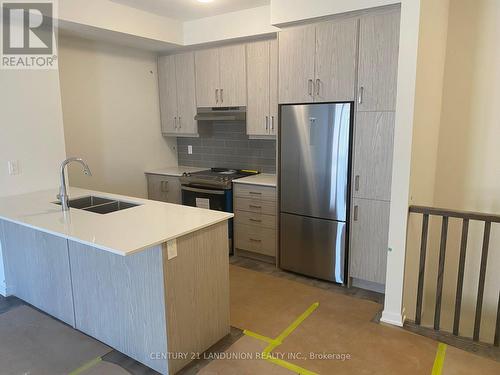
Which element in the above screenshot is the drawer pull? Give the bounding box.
[249,191,262,195]
[249,218,262,223]
[249,238,262,242]
[249,205,262,209]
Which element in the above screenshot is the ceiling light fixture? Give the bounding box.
[197,0,214,3]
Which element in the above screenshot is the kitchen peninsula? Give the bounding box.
[0,187,233,374]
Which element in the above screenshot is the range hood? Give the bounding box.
[195,106,246,122]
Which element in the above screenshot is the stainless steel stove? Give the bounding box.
[180,168,259,254]
[180,168,257,190]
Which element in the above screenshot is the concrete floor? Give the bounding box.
[200,265,500,374]
[0,262,498,374]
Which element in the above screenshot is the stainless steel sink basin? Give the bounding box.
[83,200,140,214]
[54,196,114,209]
[53,195,141,214]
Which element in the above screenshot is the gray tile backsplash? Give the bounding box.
[177,122,276,173]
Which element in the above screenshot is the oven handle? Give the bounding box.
[181,186,226,195]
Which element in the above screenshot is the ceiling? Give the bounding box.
[110,0,270,21]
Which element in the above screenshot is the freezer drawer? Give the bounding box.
[280,213,346,283]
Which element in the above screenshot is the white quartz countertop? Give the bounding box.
[233,174,277,187]
[0,187,233,256]
[145,166,206,177]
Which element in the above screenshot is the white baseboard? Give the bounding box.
[381,308,406,327]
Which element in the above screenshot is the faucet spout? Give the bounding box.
[58,157,92,211]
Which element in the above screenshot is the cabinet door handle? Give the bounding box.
[308,79,313,96]
[355,175,360,191]
[174,117,177,129]
[271,116,275,132]
[178,116,181,129]
[249,204,262,209]
[215,89,219,104]
[220,88,224,103]
[358,86,364,104]
[315,78,320,96]
[249,238,262,242]
[265,116,269,132]
[249,191,262,195]
[353,205,359,221]
[249,218,262,223]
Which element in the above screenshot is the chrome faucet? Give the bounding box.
[58,157,92,211]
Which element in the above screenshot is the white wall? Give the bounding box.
[183,6,279,46]
[58,36,177,198]
[59,0,183,45]
[431,0,499,343]
[0,68,67,295]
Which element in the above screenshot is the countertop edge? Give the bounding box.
[0,213,233,257]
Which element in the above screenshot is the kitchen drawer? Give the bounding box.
[234,184,276,202]
[235,224,276,257]
[234,197,276,216]
[234,210,276,229]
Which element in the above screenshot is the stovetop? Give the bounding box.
[180,168,259,189]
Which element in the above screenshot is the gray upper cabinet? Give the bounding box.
[246,39,278,137]
[158,53,197,137]
[315,19,358,102]
[195,48,220,107]
[278,25,316,104]
[353,112,395,201]
[174,53,198,135]
[350,198,390,285]
[278,18,358,104]
[219,45,246,107]
[357,10,400,111]
[195,45,246,108]
[158,56,177,135]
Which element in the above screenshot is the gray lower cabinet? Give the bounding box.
[233,184,277,262]
[146,174,181,204]
[350,198,390,287]
[68,241,168,375]
[0,220,75,326]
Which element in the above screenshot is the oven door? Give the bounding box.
[181,185,234,254]
[181,185,231,212]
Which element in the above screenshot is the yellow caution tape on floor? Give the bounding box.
[244,302,320,375]
[431,343,447,375]
[68,356,102,375]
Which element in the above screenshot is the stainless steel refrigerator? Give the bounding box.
[279,103,352,284]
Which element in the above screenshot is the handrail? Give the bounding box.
[408,205,499,347]
[409,205,500,223]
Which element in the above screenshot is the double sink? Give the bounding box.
[54,196,141,214]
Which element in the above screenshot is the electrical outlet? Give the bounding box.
[188,145,193,155]
[8,160,20,175]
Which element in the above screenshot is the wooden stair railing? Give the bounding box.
[409,205,500,347]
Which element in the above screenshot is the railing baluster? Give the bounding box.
[495,291,500,347]
[415,213,429,325]
[453,219,469,335]
[473,221,491,341]
[434,216,448,330]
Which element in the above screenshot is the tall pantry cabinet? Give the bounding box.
[278,7,401,292]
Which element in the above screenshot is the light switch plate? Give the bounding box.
[8,160,20,175]
[167,239,177,260]
[188,145,193,155]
